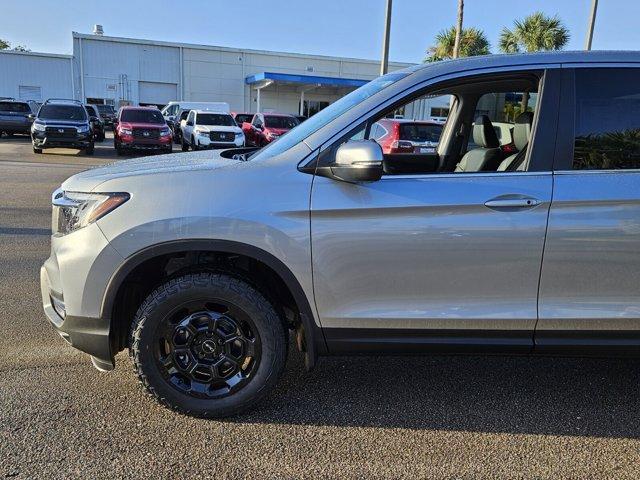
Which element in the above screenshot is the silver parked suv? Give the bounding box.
[41,51,640,417]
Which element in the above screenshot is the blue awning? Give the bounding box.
[245,72,368,88]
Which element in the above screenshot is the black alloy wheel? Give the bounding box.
[155,303,261,399]
[130,273,287,417]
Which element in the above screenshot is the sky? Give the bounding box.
[2,0,639,64]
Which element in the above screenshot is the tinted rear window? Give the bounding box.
[197,113,236,126]
[0,102,31,113]
[399,123,443,143]
[38,104,87,121]
[264,116,299,129]
[235,114,253,125]
[573,68,640,170]
[120,109,164,124]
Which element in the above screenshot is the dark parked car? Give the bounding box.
[96,104,116,128]
[171,109,190,144]
[84,104,106,142]
[0,99,34,137]
[31,99,94,155]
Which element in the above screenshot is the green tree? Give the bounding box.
[426,26,490,62]
[499,12,570,53]
[0,39,10,50]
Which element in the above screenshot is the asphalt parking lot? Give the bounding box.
[1,134,640,479]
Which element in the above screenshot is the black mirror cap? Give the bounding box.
[329,164,383,183]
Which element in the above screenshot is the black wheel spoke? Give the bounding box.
[153,304,261,399]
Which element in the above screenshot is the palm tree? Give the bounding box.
[453,0,464,59]
[426,27,490,62]
[499,12,570,53]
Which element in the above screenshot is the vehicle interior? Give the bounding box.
[355,72,541,176]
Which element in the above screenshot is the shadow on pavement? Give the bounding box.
[236,351,640,438]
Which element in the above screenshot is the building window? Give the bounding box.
[430,107,450,118]
[301,100,330,117]
[18,86,42,102]
[573,68,640,170]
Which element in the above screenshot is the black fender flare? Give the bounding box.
[102,239,326,368]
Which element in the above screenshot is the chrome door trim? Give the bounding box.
[378,171,552,181]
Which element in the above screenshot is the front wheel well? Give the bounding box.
[108,248,314,359]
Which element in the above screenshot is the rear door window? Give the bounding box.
[572,68,640,170]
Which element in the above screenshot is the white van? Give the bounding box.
[161,101,230,121]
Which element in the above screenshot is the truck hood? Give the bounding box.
[62,149,243,192]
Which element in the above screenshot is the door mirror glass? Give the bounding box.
[187,120,194,126]
[330,140,383,182]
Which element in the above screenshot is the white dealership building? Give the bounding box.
[0,30,452,119]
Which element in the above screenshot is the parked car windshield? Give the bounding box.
[96,105,115,114]
[120,109,164,124]
[264,116,299,129]
[399,123,443,143]
[197,113,236,126]
[0,102,31,113]
[249,70,410,160]
[38,104,87,121]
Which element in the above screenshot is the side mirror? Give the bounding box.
[186,120,194,126]
[329,140,384,182]
[167,115,176,122]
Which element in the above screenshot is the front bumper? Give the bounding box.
[41,267,114,370]
[40,223,124,370]
[32,131,92,149]
[120,137,172,150]
[196,135,244,149]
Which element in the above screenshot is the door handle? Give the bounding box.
[484,196,541,209]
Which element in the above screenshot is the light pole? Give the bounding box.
[585,0,598,50]
[380,0,392,75]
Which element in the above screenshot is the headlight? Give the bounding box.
[160,127,171,136]
[52,189,130,235]
[77,125,90,133]
[235,132,244,138]
[32,122,46,132]
[196,128,209,136]
[120,128,132,135]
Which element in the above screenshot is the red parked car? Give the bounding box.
[114,106,173,156]
[231,112,254,126]
[372,118,443,155]
[241,113,299,147]
[372,118,444,174]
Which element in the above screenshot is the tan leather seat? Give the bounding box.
[497,112,533,172]
[455,115,503,173]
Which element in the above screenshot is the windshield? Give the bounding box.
[197,113,236,126]
[0,102,31,113]
[399,123,443,143]
[38,104,87,121]
[120,109,164,124]
[265,116,298,129]
[249,71,410,160]
[96,105,115,114]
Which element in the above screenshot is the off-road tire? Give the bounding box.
[129,272,287,418]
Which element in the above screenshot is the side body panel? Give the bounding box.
[312,172,553,352]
